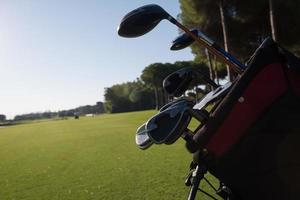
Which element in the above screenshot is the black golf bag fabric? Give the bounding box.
[193,38,300,200]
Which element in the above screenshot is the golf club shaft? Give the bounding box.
[197,31,245,70]
[214,44,245,70]
[168,17,243,74]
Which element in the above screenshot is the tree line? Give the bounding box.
[13,102,104,121]
[104,61,226,113]
[0,114,6,122]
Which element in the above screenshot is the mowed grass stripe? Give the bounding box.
[0,110,218,200]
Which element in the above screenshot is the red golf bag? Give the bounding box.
[192,38,300,200]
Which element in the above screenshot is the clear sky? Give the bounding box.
[0,0,194,119]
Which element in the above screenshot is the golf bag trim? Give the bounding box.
[192,38,299,157]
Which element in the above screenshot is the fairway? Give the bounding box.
[0,110,218,200]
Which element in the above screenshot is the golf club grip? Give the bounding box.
[169,18,243,74]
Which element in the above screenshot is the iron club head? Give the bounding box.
[135,123,153,150]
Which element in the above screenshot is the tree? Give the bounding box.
[141,63,177,109]
[0,114,6,122]
[104,84,133,113]
[179,0,300,61]
[219,0,238,81]
[104,80,155,113]
[96,102,104,114]
[179,0,233,79]
[204,49,215,89]
[140,61,214,109]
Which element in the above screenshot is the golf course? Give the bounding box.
[0,110,218,200]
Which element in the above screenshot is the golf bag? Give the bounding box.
[193,38,300,200]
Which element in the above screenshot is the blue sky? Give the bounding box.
[0,1,193,118]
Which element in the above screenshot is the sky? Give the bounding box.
[0,0,194,119]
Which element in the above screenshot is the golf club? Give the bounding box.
[135,123,153,150]
[170,29,245,70]
[170,29,199,51]
[159,97,194,112]
[163,67,218,97]
[118,4,244,74]
[146,105,191,144]
[146,99,208,145]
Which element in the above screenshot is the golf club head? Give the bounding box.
[118,4,169,38]
[163,68,195,97]
[170,29,198,51]
[146,103,192,145]
[135,123,153,150]
[159,98,195,113]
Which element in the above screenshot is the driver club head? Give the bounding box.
[118,4,169,38]
[170,29,198,51]
[135,123,153,150]
[163,68,195,97]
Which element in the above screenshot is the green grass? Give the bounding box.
[0,110,219,200]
